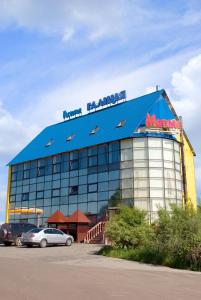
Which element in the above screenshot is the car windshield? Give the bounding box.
[29,228,42,233]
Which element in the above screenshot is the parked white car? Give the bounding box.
[22,228,74,248]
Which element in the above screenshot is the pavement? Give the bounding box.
[0,243,201,300]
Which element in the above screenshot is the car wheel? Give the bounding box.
[15,237,22,247]
[40,239,47,248]
[66,238,72,246]
[4,242,12,246]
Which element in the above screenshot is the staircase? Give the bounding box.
[84,221,106,244]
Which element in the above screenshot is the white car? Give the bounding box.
[22,228,74,248]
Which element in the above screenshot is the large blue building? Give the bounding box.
[6,89,197,226]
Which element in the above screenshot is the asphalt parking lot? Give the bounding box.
[0,243,201,300]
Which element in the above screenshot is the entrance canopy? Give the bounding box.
[66,209,91,224]
[47,210,67,223]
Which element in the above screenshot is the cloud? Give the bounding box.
[0,100,39,221]
[0,0,201,44]
[0,100,38,163]
[0,0,128,41]
[171,53,201,195]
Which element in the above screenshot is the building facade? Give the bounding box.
[6,89,197,225]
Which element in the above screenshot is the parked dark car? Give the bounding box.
[0,223,37,247]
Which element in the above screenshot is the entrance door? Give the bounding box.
[68,224,77,241]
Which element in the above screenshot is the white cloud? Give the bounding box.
[0,0,201,44]
[20,50,192,129]
[0,100,39,221]
[0,0,128,41]
[0,100,38,163]
[171,53,201,195]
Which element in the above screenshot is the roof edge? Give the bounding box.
[161,90,196,156]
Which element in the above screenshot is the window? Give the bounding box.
[90,126,100,135]
[37,191,44,199]
[69,186,78,195]
[109,180,120,190]
[149,149,162,160]
[12,172,17,181]
[70,159,78,170]
[109,141,120,152]
[88,183,97,193]
[134,189,149,198]
[23,170,30,179]
[134,169,148,178]
[53,229,63,235]
[79,157,88,169]
[163,150,174,161]
[38,159,45,167]
[53,163,61,174]
[122,179,133,189]
[88,156,97,167]
[98,153,108,165]
[116,120,126,128]
[98,144,108,154]
[121,148,133,161]
[133,138,147,148]
[22,193,29,201]
[66,133,75,141]
[37,166,45,177]
[148,138,162,148]
[44,229,53,234]
[134,149,148,160]
[88,146,97,156]
[45,139,54,147]
[23,162,30,170]
[52,189,60,197]
[109,151,120,163]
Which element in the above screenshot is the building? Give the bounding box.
[6,89,197,227]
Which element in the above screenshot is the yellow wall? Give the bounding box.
[183,135,197,209]
[5,166,11,223]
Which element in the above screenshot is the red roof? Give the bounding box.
[66,209,91,224]
[47,210,67,223]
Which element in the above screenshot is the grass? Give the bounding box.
[98,246,201,271]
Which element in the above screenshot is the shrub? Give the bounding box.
[105,206,152,249]
[102,204,201,271]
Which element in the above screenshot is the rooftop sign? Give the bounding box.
[63,108,82,120]
[87,90,126,112]
[146,114,182,129]
[63,90,126,120]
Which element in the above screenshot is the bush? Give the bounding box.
[102,205,201,271]
[105,206,152,249]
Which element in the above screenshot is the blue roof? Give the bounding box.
[9,89,176,165]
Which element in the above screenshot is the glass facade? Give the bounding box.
[9,137,182,224]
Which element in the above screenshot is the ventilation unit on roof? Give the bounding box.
[116,120,126,128]
[90,126,100,135]
[66,133,76,141]
[45,139,54,147]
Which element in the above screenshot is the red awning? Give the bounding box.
[47,210,67,223]
[66,209,91,224]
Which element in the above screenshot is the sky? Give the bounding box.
[0,0,201,221]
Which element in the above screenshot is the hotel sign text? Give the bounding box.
[146,114,182,129]
[87,90,126,112]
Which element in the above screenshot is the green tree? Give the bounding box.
[105,206,151,249]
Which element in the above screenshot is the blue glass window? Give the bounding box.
[88,183,98,193]
[22,193,29,201]
[88,156,97,167]
[52,189,60,197]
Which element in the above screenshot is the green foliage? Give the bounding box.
[105,206,152,249]
[102,205,201,271]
